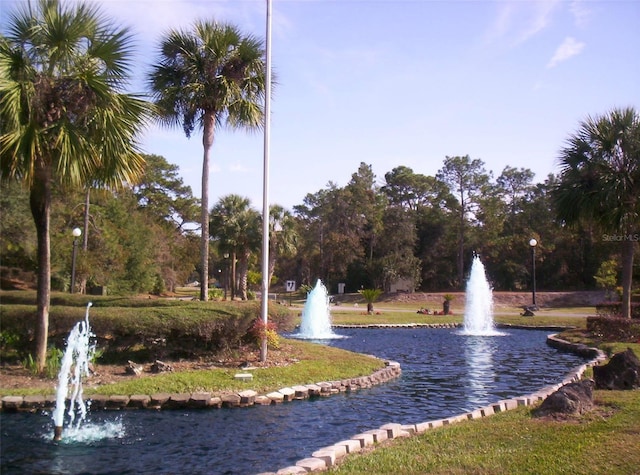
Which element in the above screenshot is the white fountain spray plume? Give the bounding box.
[297,279,341,339]
[53,302,96,441]
[462,255,503,336]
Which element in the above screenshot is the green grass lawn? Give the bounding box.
[0,338,385,397]
[329,389,640,474]
[87,339,384,397]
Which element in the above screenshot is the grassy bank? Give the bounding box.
[88,339,384,397]
[328,309,588,330]
[324,312,639,474]
[0,338,385,397]
[329,389,640,474]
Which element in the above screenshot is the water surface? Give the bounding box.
[1,328,589,474]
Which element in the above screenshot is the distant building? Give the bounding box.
[388,277,414,293]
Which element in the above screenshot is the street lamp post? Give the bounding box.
[529,238,538,310]
[223,253,229,300]
[70,227,82,294]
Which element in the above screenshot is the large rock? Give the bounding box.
[151,360,173,373]
[593,348,640,390]
[533,380,594,417]
[125,360,143,376]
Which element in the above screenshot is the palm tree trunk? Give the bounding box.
[200,113,215,301]
[29,168,52,373]
[239,251,250,300]
[231,251,237,300]
[268,255,276,293]
[620,238,635,319]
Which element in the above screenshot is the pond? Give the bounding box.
[0,328,590,474]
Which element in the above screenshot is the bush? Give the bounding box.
[595,302,640,319]
[587,316,640,343]
[247,318,280,350]
[0,296,296,364]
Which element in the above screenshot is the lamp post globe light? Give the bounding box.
[529,238,538,310]
[70,227,82,294]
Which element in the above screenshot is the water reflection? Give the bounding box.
[464,336,498,408]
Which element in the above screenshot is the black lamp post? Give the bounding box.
[529,238,538,310]
[70,227,82,294]
[223,253,229,300]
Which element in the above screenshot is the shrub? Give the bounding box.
[208,288,224,300]
[595,302,640,319]
[22,346,63,378]
[0,296,296,364]
[247,318,280,350]
[587,316,640,342]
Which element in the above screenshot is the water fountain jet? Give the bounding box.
[52,302,95,441]
[461,255,503,336]
[295,280,342,339]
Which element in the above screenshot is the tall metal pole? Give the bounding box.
[532,246,537,308]
[70,227,82,294]
[260,0,273,363]
[70,238,78,294]
[529,238,537,310]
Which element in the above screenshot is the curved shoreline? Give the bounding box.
[0,327,606,475]
[0,323,460,413]
[0,324,594,415]
[0,359,401,413]
[261,331,606,475]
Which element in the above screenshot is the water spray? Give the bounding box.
[53,302,95,441]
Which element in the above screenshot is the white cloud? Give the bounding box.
[546,36,585,68]
[484,0,561,47]
[570,0,592,28]
[515,0,560,45]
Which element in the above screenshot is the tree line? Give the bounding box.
[1,1,638,373]
[2,151,638,300]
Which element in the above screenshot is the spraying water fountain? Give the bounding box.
[461,255,504,336]
[52,302,96,441]
[295,280,341,339]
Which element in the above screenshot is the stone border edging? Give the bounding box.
[259,333,606,475]
[0,360,401,413]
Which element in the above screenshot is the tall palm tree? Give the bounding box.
[210,194,260,300]
[0,0,151,371]
[554,107,640,319]
[148,21,266,301]
[267,204,298,289]
[235,208,261,300]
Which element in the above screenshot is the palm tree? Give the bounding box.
[358,288,383,314]
[0,0,151,371]
[553,107,640,319]
[210,194,261,300]
[148,21,266,302]
[267,204,299,288]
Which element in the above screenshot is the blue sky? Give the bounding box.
[2,0,639,210]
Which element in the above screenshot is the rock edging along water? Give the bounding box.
[0,325,454,413]
[259,334,607,475]
[0,360,401,413]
